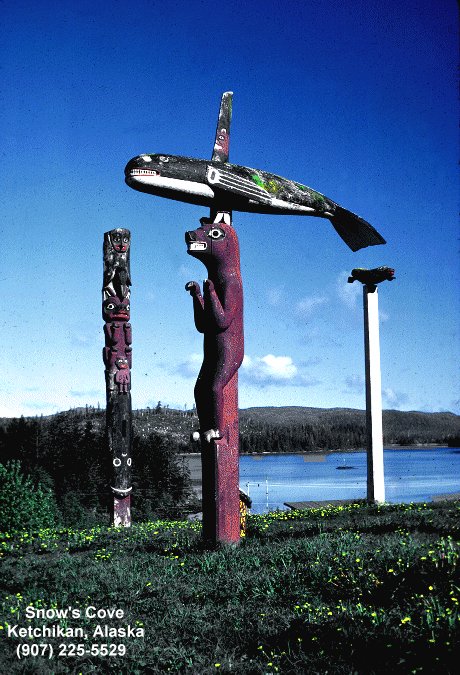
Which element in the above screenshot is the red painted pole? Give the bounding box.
[185,214,243,545]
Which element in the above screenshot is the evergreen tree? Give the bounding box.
[0,460,59,531]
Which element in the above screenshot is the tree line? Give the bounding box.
[1,405,458,529]
[0,411,194,530]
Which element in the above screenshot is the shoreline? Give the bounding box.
[180,447,460,503]
[180,444,451,460]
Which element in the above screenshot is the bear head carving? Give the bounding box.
[185,218,239,271]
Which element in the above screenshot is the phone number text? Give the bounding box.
[16,643,126,659]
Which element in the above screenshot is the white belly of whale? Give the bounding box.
[129,173,214,198]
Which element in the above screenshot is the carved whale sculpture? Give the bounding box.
[185,217,244,442]
[348,266,395,285]
[125,92,386,252]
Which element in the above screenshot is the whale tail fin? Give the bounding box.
[329,206,386,252]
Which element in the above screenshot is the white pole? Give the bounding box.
[363,285,385,503]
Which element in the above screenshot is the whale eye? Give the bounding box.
[106,303,116,310]
[208,227,225,240]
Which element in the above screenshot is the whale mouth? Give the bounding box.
[111,487,133,497]
[129,168,159,177]
[188,242,207,251]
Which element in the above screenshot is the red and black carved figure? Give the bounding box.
[103,228,133,527]
[185,217,244,441]
[102,295,132,392]
[103,228,132,299]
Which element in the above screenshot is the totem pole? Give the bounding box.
[185,215,244,545]
[348,266,395,503]
[123,90,388,538]
[103,228,133,526]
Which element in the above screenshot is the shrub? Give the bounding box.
[0,460,59,531]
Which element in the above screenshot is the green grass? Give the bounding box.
[1,501,459,673]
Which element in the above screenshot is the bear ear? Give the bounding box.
[209,210,232,226]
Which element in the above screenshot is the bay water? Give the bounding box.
[239,447,460,514]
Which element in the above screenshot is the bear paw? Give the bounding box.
[203,428,222,443]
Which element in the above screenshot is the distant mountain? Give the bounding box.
[240,406,459,436]
[239,407,460,450]
[1,405,459,451]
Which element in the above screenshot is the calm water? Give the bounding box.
[239,448,460,514]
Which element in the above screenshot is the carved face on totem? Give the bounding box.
[112,412,132,490]
[102,296,130,322]
[113,456,132,470]
[214,127,229,158]
[185,219,239,269]
[109,229,131,253]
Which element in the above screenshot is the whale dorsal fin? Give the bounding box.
[212,91,232,163]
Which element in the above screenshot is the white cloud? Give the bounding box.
[295,295,328,317]
[345,374,365,392]
[382,387,409,409]
[0,401,28,417]
[175,353,202,378]
[267,286,284,306]
[337,270,362,309]
[174,352,319,389]
[69,332,92,347]
[242,354,319,388]
[69,388,104,398]
[242,354,297,381]
[68,322,101,349]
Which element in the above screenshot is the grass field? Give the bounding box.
[1,501,459,674]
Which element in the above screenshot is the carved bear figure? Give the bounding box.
[103,228,132,300]
[185,217,244,441]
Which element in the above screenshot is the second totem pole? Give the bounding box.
[186,215,244,545]
[103,228,133,527]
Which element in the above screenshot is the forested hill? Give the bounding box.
[1,405,459,455]
[239,407,460,452]
[2,405,458,528]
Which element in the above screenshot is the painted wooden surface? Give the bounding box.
[103,228,133,526]
[364,285,385,503]
[186,216,243,544]
[125,92,386,252]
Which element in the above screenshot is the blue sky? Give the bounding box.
[1,0,458,417]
